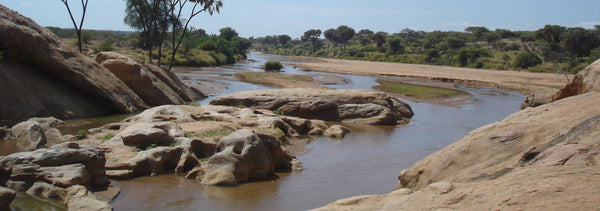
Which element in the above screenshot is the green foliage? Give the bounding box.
[258,24,600,73]
[93,40,114,53]
[219,27,239,41]
[189,102,201,107]
[76,130,88,140]
[374,80,466,98]
[273,109,284,115]
[264,61,283,71]
[198,157,211,162]
[515,52,543,69]
[98,133,115,142]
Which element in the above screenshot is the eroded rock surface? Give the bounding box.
[185,129,293,186]
[0,4,147,125]
[210,88,413,125]
[96,52,202,106]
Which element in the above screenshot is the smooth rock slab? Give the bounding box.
[210,88,414,125]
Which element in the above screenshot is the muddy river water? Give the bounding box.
[8,52,524,210]
[107,52,524,210]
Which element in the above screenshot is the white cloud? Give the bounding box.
[19,2,36,7]
[578,21,600,29]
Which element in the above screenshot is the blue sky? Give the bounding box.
[2,0,599,39]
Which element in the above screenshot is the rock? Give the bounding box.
[27,117,63,131]
[186,129,293,186]
[10,120,47,151]
[552,60,600,102]
[210,88,414,125]
[315,91,600,210]
[26,182,68,199]
[523,59,600,108]
[0,5,147,125]
[0,126,14,141]
[64,185,113,211]
[96,52,202,106]
[104,138,212,180]
[45,128,64,144]
[117,122,183,149]
[0,142,109,190]
[324,125,351,138]
[0,186,16,211]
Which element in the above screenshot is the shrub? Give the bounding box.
[515,52,542,69]
[264,61,283,71]
[98,133,115,141]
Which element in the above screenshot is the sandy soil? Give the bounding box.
[294,58,571,94]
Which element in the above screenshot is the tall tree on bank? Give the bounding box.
[335,25,355,51]
[302,29,322,53]
[125,0,169,65]
[166,0,222,71]
[60,0,89,53]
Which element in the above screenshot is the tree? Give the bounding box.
[219,27,238,41]
[372,31,387,49]
[60,0,89,53]
[465,26,490,39]
[323,28,338,47]
[335,25,355,51]
[535,25,566,50]
[357,29,374,36]
[515,52,542,69]
[277,35,292,47]
[563,27,600,59]
[302,29,321,53]
[388,38,404,54]
[125,0,171,64]
[458,47,490,66]
[166,0,222,71]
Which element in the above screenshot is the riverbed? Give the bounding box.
[107,52,524,210]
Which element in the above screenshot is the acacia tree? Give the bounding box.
[60,0,89,53]
[125,0,170,64]
[372,32,387,49]
[335,25,355,51]
[277,35,292,47]
[302,29,321,53]
[166,0,222,71]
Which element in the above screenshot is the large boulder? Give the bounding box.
[96,52,202,106]
[0,5,147,125]
[186,129,294,186]
[210,88,414,125]
[0,142,109,190]
[523,58,600,109]
[10,120,47,151]
[315,91,600,210]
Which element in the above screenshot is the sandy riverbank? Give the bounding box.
[294,57,569,94]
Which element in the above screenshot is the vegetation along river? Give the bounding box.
[105,52,525,210]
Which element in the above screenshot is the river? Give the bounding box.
[107,52,524,210]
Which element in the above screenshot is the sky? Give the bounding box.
[2,0,599,39]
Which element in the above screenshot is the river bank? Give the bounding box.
[294,57,569,95]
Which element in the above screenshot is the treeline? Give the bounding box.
[48,26,252,67]
[254,25,600,73]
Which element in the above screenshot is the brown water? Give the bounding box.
[108,53,525,210]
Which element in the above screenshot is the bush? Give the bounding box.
[264,61,283,71]
[515,52,542,69]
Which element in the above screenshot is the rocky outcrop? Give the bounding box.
[96,52,203,106]
[324,125,351,138]
[88,105,309,181]
[523,59,600,109]
[0,142,109,191]
[315,91,600,210]
[0,186,16,210]
[0,142,112,210]
[210,88,414,125]
[185,129,293,186]
[0,4,147,125]
[10,120,47,151]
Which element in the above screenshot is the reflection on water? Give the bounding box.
[110,52,525,210]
